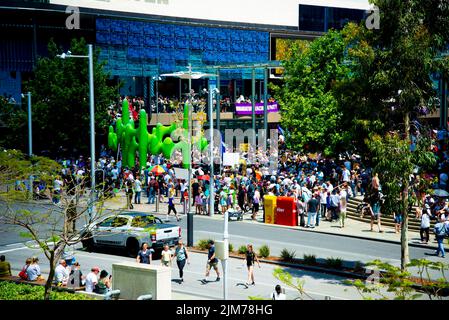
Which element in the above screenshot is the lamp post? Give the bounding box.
[160,66,215,247]
[22,92,33,197]
[58,44,95,222]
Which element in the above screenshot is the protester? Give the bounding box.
[0,255,12,277]
[94,270,111,294]
[27,257,44,282]
[434,216,447,258]
[85,267,100,292]
[54,259,69,285]
[306,194,319,228]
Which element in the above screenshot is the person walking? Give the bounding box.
[339,188,347,228]
[434,216,447,258]
[204,240,220,282]
[125,178,134,209]
[173,241,189,283]
[167,185,180,221]
[252,187,261,220]
[161,245,173,267]
[136,242,153,264]
[306,194,319,229]
[418,204,431,244]
[134,175,142,204]
[245,244,260,286]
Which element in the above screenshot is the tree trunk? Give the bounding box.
[44,251,55,300]
[401,111,411,271]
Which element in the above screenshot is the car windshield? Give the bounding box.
[131,215,160,228]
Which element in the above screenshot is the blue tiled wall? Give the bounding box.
[96,19,270,80]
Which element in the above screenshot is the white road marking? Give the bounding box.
[5,242,25,247]
[195,230,401,263]
[0,247,32,254]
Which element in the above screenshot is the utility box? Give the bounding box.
[275,196,297,227]
[214,240,229,260]
[264,195,277,224]
[112,262,171,300]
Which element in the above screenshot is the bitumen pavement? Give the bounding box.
[102,192,449,251]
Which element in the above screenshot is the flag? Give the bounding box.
[278,125,285,136]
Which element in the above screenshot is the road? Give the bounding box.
[0,202,446,300]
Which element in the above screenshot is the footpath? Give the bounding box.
[102,192,449,251]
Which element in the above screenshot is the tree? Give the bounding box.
[20,38,119,156]
[347,259,449,300]
[272,29,355,156]
[0,148,117,300]
[338,0,449,270]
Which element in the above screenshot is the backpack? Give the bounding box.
[435,223,447,237]
[18,265,29,280]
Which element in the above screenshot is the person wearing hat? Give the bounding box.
[85,267,100,292]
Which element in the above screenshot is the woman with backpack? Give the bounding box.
[18,258,32,280]
[173,241,190,283]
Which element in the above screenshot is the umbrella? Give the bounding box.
[432,189,449,197]
[150,165,166,176]
[198,175,210,181]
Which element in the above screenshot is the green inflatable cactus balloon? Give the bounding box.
[108,99,208,168]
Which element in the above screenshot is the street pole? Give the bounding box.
[251,68,256,147]
[263,68,268,150]
[216,70,221,175]
[88,44,96,222]
[27,92,32,156]
[223,210,229,300]
[441,74,448,131]
[156,78,159,124]
[27,92,33,198]
[187,64,194,247]
[208,82,214,217]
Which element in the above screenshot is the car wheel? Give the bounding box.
[126,238,140,258]
[81,234,94,252]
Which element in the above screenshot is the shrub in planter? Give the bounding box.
[197,239,213,251]
[229,243,234,253]
[258,245,270,258]
[326,257,343,270]
[303,254,317,265]
[354,261,365,273]
[280,248,296,262]
[238,245,248,254]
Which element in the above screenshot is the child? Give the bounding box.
[161,245,173,267]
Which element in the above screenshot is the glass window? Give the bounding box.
[111,217,129,228]
[131,215,162,228]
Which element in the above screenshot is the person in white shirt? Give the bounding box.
[54,259,69,285]
[339,188,348,228]
[85,267,100,292]
[271,285,286,300]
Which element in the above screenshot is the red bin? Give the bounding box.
[275,197,297,226]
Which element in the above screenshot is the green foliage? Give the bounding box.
[258,245,270,258]
[354,261,365,273]
[0,282,93,300]
[238,245,247,254]
[197,239,212,251]
[248,296,269,300]
[346,259,449,300]
[272,29,355,155]
[302,254,317,265]
[280,248,296,262]
[325,257,343,270]
[14,38,119,155]
[228,243,234,253]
